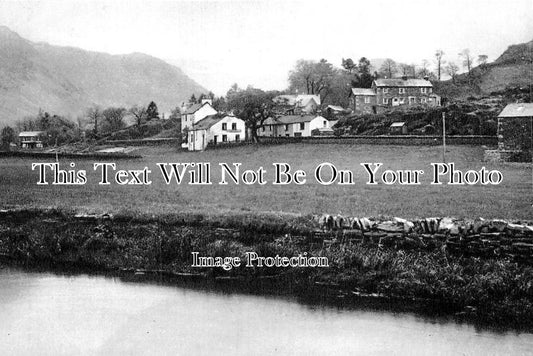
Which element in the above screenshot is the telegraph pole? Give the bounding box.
[442,112,446,163]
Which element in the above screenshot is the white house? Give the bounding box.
[187,115,246,151]
[19,131,45,149]
[257,115,331,137]
[181,100,218,131]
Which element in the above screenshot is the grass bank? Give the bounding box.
[1,208,533,331]
[0,144,531,219]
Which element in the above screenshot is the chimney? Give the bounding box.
[423,75,429,81]
[401,75,408,81]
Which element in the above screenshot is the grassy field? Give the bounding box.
[0,144,531,220]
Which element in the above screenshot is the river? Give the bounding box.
[0,267,532,355]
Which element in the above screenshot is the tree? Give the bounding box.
[129,105,147,126]
[445,62,460,83]
[169,106,181,120]
[146,101,159,120]
[435,50,445,81]
[379,58,398,78]
[102,107,126,133]
[417,59,433,78]
[341,58,357,73]
[358,57,371,75]
[459,49,473,76]
[478,54,488,67]
[288,59,335,96]
[86,106,102,135]
[189,94,197,104]
[1,126,15,150]
[226,87,276,143]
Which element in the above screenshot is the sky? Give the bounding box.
[0,0,532,95]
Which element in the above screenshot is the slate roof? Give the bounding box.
[390,122,406,127]
[19,131,45,137]
[498,103,533,118]
[351,88,376,96]
[263,115,324,125]
[182,102,212,115]
[374,78,433,87]
[190,115,223,130]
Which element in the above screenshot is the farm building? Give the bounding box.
[187,115,245,151]
[485,103,533,162]
[390,122,408,135]
[18,131,45,149]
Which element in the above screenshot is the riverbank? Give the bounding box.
[1,208,533,331]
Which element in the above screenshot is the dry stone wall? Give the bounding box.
[313,214,533,263]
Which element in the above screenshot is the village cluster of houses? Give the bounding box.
[14,76,532,159]
[180,77,442,150]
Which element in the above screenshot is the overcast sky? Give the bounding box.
[1,0,532,95]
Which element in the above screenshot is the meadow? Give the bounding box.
[0,143,531,220]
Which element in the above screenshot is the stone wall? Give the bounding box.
[259,135,497,146]
[313,214,533,263]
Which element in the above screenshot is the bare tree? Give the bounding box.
[417,60,433,78]
[435,50,445,81]
[445,62,460,83]
[379,58,397,78]
[129,105,147,126]
[86,106,102,135]
[459,49,473,76]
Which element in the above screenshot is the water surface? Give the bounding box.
[0,267,531,355]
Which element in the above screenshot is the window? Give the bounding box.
[231,123,237,130]
[323,120,327,127]
[235,134,240,142]
[383,98,388,104]
[222,134,227,142]
[399,88,405,94]
[399,98,405,104]
[364,96,371,103]
[383,88,389,94]
[285,124,289,131]
[222,123,227,130]
[299,122,305,130]
[429,88,432,93]
[262,126,266,132]
[294,132,302,137]
[421,98,427,103]
[213,136,218,144]
[421,88,427,94]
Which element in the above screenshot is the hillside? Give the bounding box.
[436,38,533,99]
[0,26,207,127]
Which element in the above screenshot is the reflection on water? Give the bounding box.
[0,267,532,356]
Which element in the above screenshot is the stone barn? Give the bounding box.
[485,103,533,162]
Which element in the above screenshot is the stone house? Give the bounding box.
[257,115,331,137]
[350,77,441,115]
[19,131,45,149]
[489,103,533,161]
[349,88,377,114]
[373,78,441,111]
[187,115,245,151]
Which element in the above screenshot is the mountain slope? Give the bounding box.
[0,26,207,127]
[435,39,533,98]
